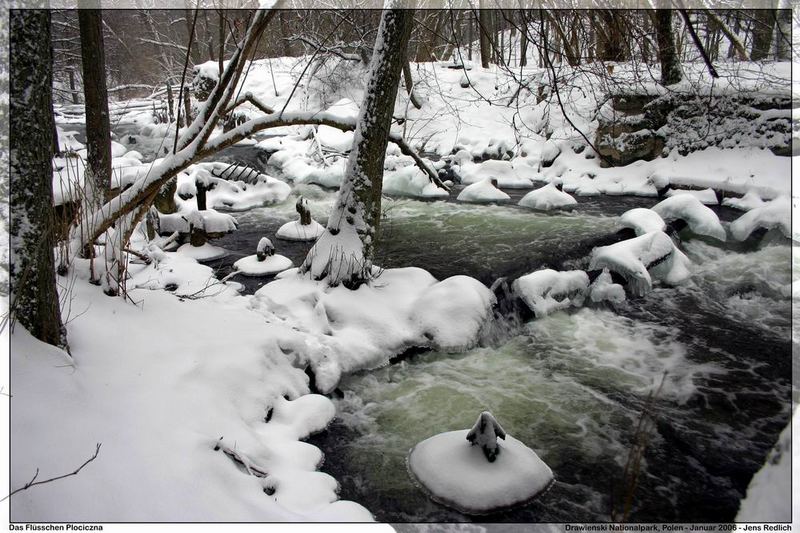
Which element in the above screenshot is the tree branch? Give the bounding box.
[2,443,101,502]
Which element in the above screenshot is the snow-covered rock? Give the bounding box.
[729,196,791,242]
[253,267,495,392]
[619,208,667,236]
[589,231,691,296]
[455,160,534,189]
[722,190,765,211]
[408,427,553,515]
[665,187,719,205]
[383,166,449,199]
[518,183,577,211]
[456,178,511,203]
[512,269,588,317]
[651,194,727,241]
[234,254,293,276]
[588,269,626,304]
[276,220,326,242]
[176,243,229,262]
[158,209,238,235]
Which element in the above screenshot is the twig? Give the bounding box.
[2,444,102,502]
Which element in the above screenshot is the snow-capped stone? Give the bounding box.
[729,196,791,241]
[651,194,727,241]
[665,187,719,205]
[234,254,293,276]
[276,220,326,242]
[619,208,667,236]
[512,269,588,317]
[518,183,577,211]
[408,427,553,515]
[722,190,765,211]
[383,166,449,198]
[466,412,507,462]
[588,269,626,304]
[456,178,511,203]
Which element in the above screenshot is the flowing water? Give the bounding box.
[68,122,795,522]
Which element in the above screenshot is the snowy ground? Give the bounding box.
[7,38,797,526]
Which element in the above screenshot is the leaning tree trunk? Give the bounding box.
[10,9,68,350]
[79,9,112,204]
[301,8,414,288]
[655,9,682,86]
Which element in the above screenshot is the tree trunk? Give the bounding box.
[751,8,776,60]
[68,68,79,104]
[519,10,528,66]
[301,8,414,288]
[775,7,791,60]
[79,9,112,203]
[479,5,492,68]
[402,57,422,109]
[655,9,682,86]
[10,9,69,350]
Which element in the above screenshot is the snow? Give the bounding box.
[408,429,553,515]
[175,242,229,261]
[588,269,627,304]
[729,196,791,241]
[665,187,719,205]
[186,163,292,211]
[158,209,238,235]
[512,269,588,317]
[455,160,535,189]
[276,220,326,242]
[234,254,294,276]
[10,255,373,521]
[651,194,727,241]
[619,208,667,236]
[518,183,577,211]
[589,231,690,296]
[456,178,511,203]
[735,407,794,522]
[252,267,494,392]
[722,190,766,211]
[383,165,449,199]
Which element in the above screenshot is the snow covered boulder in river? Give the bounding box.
[408,412,553,515]
[651,194,726,241]
[456,178,511,203]
[383,165,449,199]
[518,183,577,211]
[512,269,589,317]
[234,238,293,276]
[618,208,667,236]
[729,196,791,242]
[589,231,692,296]
[276,197,326,242]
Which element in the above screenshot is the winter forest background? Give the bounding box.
[3,2,799,527]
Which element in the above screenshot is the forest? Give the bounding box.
[5,3,796,527]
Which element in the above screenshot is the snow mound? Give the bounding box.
[722,190,765,211]
[665,187,719,205]
[518,184,577,211]
[276,220,326,242]
[619,208,667,236]
[408,429,553,515]
[253,267,495,392]
[455,160,534,189]
[158,209,238,235]
[589,231,691,296]
[729,196,791,241]
[186,163,292,211]
[456,178,511,203]
[512,269,588,317]
[651,194,727,241]
[234,254,293,276]
[176,243,229,262]
[588,269,626,304]
[383,166,449,199]
[316,125,353,153]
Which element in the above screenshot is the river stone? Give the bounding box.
[408,429,553,515]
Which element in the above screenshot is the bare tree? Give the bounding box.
[301,7,414,288]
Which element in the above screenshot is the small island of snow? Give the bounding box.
[456,178,511,203]
[407,412,553,515]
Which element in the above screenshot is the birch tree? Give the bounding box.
[301,7,414,288]
[10,10,68,349]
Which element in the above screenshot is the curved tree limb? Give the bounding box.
[2,444,101,503]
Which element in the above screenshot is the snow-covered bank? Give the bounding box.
[10,255,377,521]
